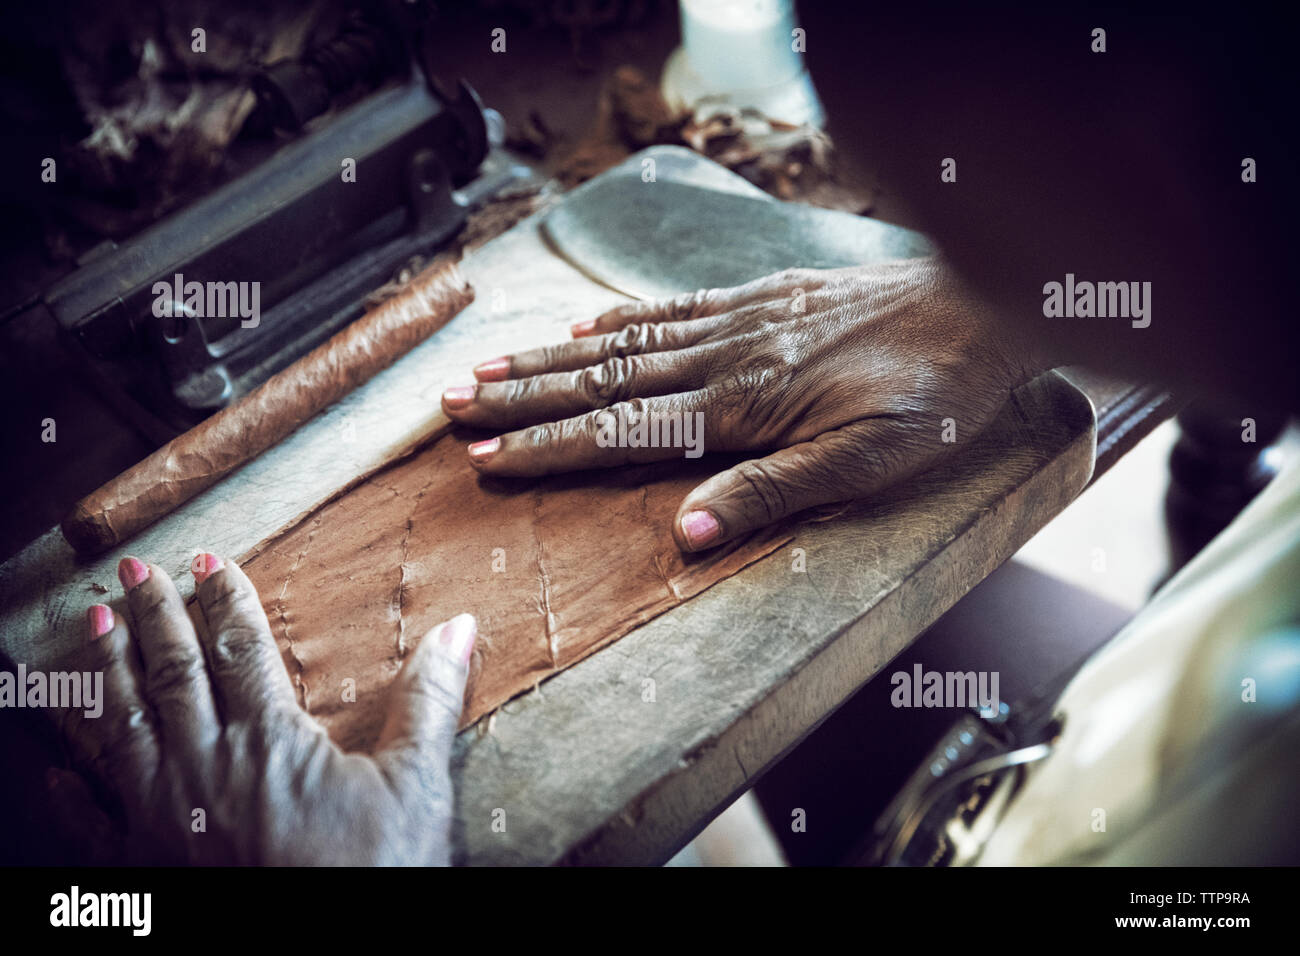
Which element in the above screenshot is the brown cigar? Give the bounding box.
[62,260,475,556]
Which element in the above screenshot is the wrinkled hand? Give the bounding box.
[57,554,474,865]
[442,259,1046,551]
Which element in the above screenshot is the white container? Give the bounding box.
[661,0,825,127]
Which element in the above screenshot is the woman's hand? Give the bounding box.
[58,554,474,865]
[442,259,1047,551]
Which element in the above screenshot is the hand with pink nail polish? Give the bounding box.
[443,261,1047,552]
[53,553,476,865]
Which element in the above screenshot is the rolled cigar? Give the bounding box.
[62,260,475,556]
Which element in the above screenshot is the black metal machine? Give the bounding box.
[39,6,524,438]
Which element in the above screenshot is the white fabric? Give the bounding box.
[980,457,1300,865]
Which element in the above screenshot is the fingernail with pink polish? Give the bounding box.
[680,510,721,549]
[570,319,597,337]
[437,613,477,666]
[117,557,150,591]
[87,604,114,640]
[442,385,476,410]
[191,552,224,584]
[473,357,510,382]
[468,437,500,464]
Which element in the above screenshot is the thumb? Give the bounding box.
[672,420,930,551]
[374,614,476,801]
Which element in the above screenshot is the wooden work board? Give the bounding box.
[0,148,1096,865]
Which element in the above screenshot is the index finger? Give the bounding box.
[466,392,715,477]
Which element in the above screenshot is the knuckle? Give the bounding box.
[210,622,272,674]
[584,397,648,451]
[732,460,790,522]
[537,342,568,369]
[146,651,206,699]
[202,574,252,622]
[578,355,635,405]
[731,361,779,398]
[625,395,652,414]
[666,288,712,321]
[736,331,801,388]
[202,583,272,642]
[521,421,556,450]
[131,585,174,629]
[766,343,802,387]
[617,396,652,426]
[504,374,543,406]
[663,295,692,322]
[708,378,752,422]
[610,301,644,323]
[724,302,778,334]
[559,413,597,446]
[606,322,653,357]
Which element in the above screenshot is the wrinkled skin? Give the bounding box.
[444,259,1049,551]
[55,557,472,865]
[49,260,1042,864]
